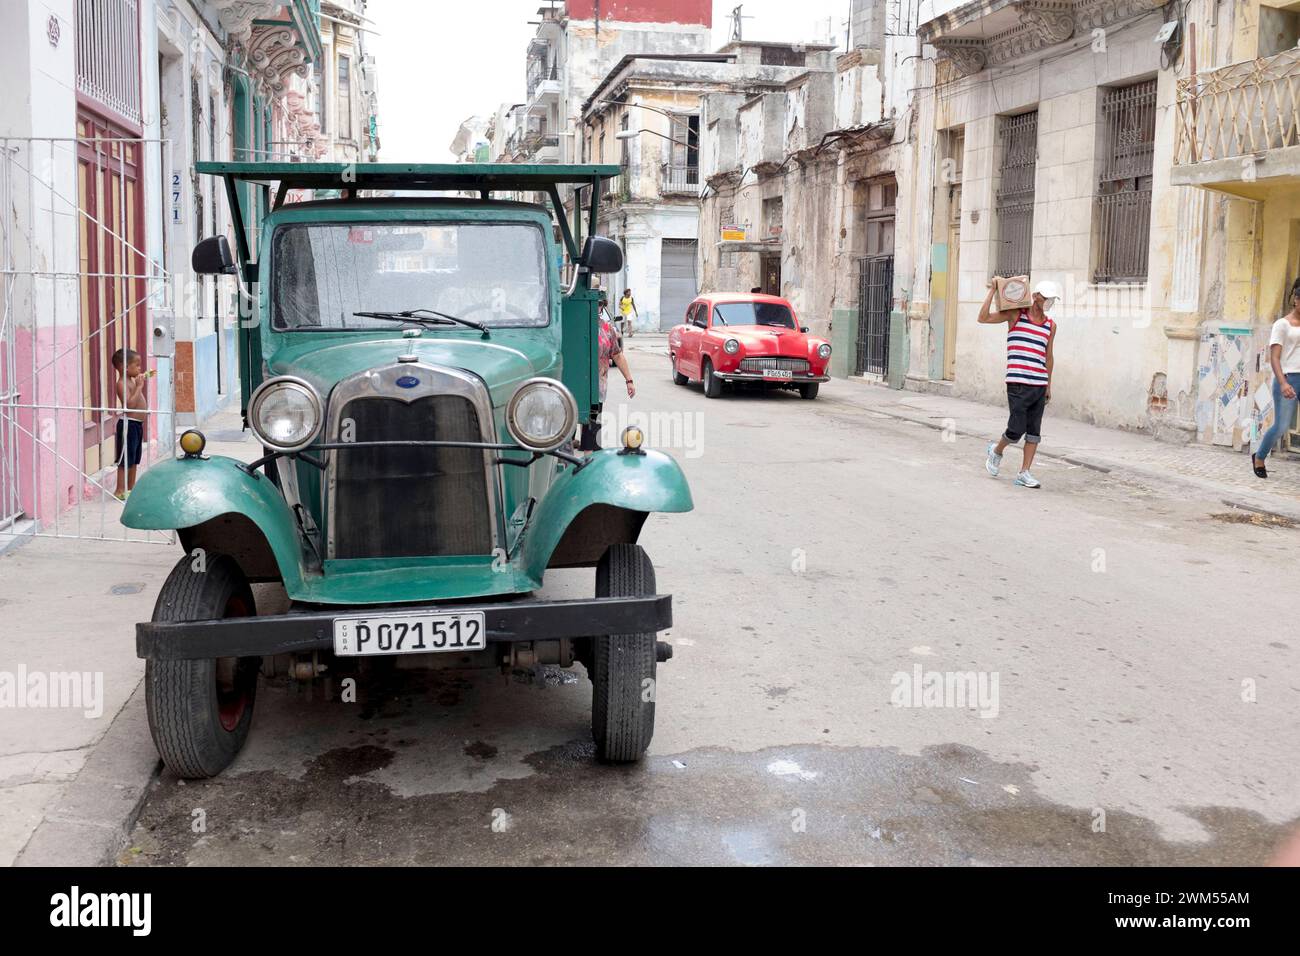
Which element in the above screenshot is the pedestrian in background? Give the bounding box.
[619,288,638,337]
[980,279,1060,489]
[1252,278,1300,478]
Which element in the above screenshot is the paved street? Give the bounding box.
[117,338,1300,866]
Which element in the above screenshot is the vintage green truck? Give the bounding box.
[122,163,693,778]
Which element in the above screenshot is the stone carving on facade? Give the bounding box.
[248,27,309,96]
[933,39,988,78]
[1074,0,1166,32]
[210,0,281,46]
[929,0,1166,75]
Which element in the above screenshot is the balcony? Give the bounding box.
[660,164,700,195]
[1172,47,1300,198]
[522,132,560,163]
[600,167,636,202]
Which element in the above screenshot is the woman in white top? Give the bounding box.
[1252,281,1300,478]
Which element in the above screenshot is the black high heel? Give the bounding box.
[1252,455,1268,479]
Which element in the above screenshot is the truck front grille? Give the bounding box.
[331,395,492,558]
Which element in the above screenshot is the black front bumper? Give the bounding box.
[137,594,672,661]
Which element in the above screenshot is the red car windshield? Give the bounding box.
[712,302,796,329]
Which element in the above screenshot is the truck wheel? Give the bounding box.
[702,359,723,398]
[591,543,657,763]
[145,553,260,779]
[799,382,820,400]
[671,355,689,386]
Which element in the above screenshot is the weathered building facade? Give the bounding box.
[1171,0,1300,452]
[581,53,735,331]
[510,0,713,166]
[696,11,912,382]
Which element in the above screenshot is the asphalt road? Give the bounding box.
[123,338,1300,865]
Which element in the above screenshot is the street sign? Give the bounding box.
[721,224,746,241]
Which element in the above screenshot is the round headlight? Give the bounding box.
[248,376,323,452]
[724,338,740,354]
[818,343,832,360]
[506,378,578,452]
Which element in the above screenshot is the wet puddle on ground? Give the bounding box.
[122,672,1296,866]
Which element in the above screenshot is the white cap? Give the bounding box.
[1033,279,1063,301]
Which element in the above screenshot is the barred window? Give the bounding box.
[995,111,1038,278]
[1095,80,1156,283]
[76,0,142,125]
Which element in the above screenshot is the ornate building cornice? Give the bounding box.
[927,0,1166,76]
[210,0,281,46]
[248,25,309,96]
[933,39,988,78]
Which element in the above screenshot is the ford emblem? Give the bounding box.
[395,375,420,389]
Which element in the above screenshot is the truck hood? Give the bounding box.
[267,336,556,406]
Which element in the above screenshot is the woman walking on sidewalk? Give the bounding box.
[1252,280,1300,478]
[979,279,1060,488]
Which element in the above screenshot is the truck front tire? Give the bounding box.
[590,543,657,762]
[145,553,260,779]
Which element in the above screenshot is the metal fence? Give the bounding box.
[0,136,175,544]
[855,255,893,377]
[995,111,1038,278]
[1095,80,1156,283]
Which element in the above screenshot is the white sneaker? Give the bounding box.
[985,442,1002,477]
[1014,470,1041,488]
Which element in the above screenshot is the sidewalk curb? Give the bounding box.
[839,385,1300,524]
[14,680,160,867]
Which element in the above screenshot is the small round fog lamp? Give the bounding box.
[620,425,645,455]
[179,429,206,458]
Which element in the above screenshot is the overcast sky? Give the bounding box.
[366,0,854,162]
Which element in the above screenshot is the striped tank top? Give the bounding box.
[1006,311,1053,386]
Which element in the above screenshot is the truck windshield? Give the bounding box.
[712,302,796,329]
[271,222,549,330]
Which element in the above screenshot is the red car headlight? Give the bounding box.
[817,343,832,360]
[724,338,741,355]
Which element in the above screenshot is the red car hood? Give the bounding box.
[722,326,815,357]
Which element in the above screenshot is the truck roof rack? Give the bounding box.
[195,161,621,192]
[196,161,622,273]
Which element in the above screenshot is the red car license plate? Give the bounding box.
[763,369,794,381]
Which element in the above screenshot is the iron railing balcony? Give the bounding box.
[660,164,700,195]
[1173,47,1300,191]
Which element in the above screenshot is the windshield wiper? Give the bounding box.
[352,309,490,339]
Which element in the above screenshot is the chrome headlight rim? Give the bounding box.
[247,375,325,453]
[723,338,740,354]
[817,343,833,360]
[505,377,578,453]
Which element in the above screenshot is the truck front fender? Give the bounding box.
[121,456,308,591]
[519,449,693,577]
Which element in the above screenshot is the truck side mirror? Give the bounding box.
[581,235,623,274]
[192,235,236,275]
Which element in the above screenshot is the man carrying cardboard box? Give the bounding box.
[978,278,1062,488]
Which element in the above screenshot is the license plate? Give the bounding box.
[333,612,487,657]
[763,369,794,381]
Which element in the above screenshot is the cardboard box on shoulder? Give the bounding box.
[993,275,1032,312]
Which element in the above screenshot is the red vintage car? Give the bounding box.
[668,293,831,400]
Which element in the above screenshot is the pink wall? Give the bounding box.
[565,0,712,26]
[5,324,94,524]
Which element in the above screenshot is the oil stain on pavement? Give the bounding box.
[122,673,1294,867]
